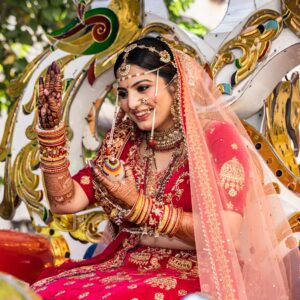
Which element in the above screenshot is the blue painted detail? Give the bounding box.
[265,20,278,30]
[221,83,232,95]
[83,243,97,259]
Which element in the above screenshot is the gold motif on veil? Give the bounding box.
[219,157,245,197]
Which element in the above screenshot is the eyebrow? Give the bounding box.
[118,79,152,90]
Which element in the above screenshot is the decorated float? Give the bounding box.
[0,0,299,290]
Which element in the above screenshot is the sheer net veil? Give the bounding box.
[171,46,299,299]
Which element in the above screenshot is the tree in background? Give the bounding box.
[0,0,76,113]
[0,0,206,114]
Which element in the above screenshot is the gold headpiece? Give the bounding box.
[118,43,173,77]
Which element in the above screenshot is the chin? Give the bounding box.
[135,121,152,132]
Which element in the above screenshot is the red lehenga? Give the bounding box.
[32,48,298,300]
[31,116,249,300]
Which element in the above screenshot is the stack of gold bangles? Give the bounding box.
[125,191,183,237]
[36,122,69,173]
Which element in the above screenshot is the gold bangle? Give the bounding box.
[38,135,66,145]
[130,194,145,223]
[136,196,148,225]
[40,155,67,162]
[40,157,68,168]
[161,205,173,234]
[157,205,169,233]
[125,192,144,223]
[124,192,141,220]
[164,206,178,235]
[169,207,183,237]
[36,122,65,138]
[140,197,153,225]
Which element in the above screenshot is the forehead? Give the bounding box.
[116,64,157,88]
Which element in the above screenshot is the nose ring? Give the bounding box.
[141,97,148,105]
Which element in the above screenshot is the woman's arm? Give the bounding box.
[43,173,89,214]
[175,210,242,249]
[173,121,250,247]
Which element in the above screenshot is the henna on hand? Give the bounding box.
[175,212,195,246]
[93,163,139,209]
[38,61,62,129]
[43,169,75,207]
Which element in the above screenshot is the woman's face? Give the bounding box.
[117,65,175,132]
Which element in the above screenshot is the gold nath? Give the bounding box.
[118,43,174,77]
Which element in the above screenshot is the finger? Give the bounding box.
[49,63,56,94]
[53,62,62,95]
[38,77,44,103]
[45,66,51,91]
[94,167,115,189]
[124,164,134,180]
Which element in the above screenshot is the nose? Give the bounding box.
[127,91,141,110]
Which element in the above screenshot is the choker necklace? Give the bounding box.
[146,126,183,151]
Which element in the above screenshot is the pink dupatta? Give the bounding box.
[173,49,299,300]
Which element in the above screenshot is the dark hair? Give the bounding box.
[114,37,177,83]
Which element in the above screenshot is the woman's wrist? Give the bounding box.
[36,121,75,207]
[123,191,184,238]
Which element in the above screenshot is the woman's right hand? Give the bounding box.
[38,61,63,129]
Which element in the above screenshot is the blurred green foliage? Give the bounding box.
[164,0,207,36]
[0,0,206,115]
[0,0,76,113]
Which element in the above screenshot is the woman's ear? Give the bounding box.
[167,75,178,95]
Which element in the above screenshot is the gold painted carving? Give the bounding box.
[210,9,282,94]
[242,120,300,192]
[265,76,300,177]
[282,0,300,38]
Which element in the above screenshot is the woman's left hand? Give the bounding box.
[93,164,139,209]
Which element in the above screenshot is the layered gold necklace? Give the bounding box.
[146,126,184,151]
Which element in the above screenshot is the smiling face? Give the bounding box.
[117,65,175,132]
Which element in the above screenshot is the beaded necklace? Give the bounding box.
[143,139,185,202]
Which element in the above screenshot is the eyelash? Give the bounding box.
[137,85,150,93]
[118,91,127,99]
[118,85,150,100]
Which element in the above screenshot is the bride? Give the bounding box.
[32,36,299,300]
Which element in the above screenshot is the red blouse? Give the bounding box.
[73,121,250,215]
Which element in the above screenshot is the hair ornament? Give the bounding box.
[118,43,173,77]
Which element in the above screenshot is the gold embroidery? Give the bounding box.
[231,143,238,150]
[82,283,94,288]
[78,292,90,299]
[167,256,193,272]
[100,272,132,284]
[178,290,188,296]
[155,293,165,300]
[55,290,66,296]
[128,284,138,289]
[219,157,245,197]
[102,293,111,299]
[80,175,90,185]
[129,251,151,266]
[226,201,234,209]
[170,171,189,202]
[144,276,177,290]
[105,284,117,289]
[64,280,76,286]
[180,56,238,299]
